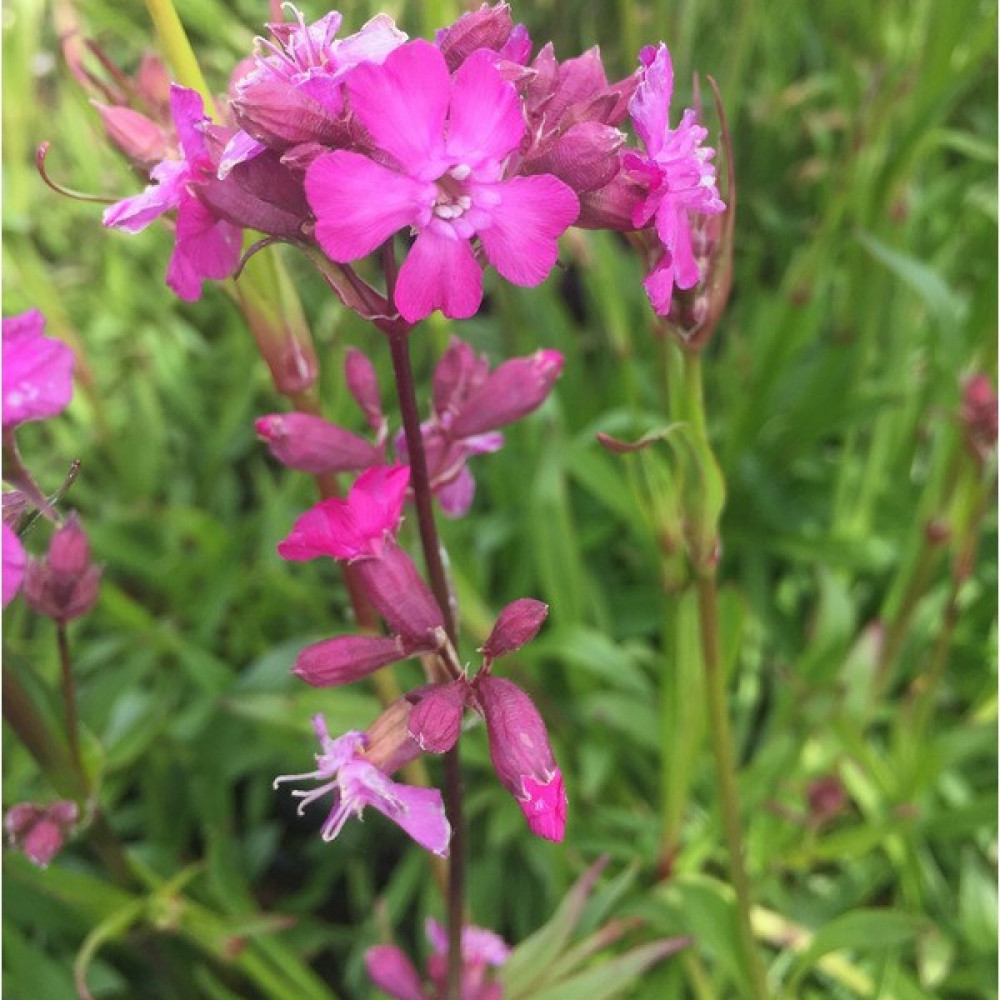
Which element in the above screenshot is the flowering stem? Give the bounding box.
[384,316,464,1000]
[680,349,768,1000]
[56,624,83,774]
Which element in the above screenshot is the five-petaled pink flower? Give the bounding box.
[2,310,74,430]
[626,43,725,315]
[103,85,242,301]
[305,39,580,323]
[274,715,451,856]
[278,464,409,561]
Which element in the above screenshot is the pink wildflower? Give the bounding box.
[278,464,409,561]
[5,800,78,867]
[274,716,450,856]
[103,85,242,301]
[626,44,724,314]
[305,40,579,323]
[3,521,25,608]
[2,310,74,429]
[22,513,102,624]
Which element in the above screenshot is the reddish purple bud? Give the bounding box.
[483,598,549,660]
[353,544,445,641]
[961,373,998,462]
[294,633,422,687]
[432,339,489,421]
[576,169,647,230]
[256,412,380,474]
[408,679,468,753]
[523,121,624,194]
[807,775,848,827]
[94,104,168,169]
[233,80,351,150]
[23,513,101,624]
[364,945,428,1000]
[344,348,385,433]
[474,674,567,841]
[135,53,171,118]
[5,800,77,867]
[449,350,564,437]
[435,2,515,71]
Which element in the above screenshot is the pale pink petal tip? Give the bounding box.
[3,521,26,608]
[364,945,428,1000]
[520,770,567,842]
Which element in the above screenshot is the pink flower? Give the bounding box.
[278,464,409,561]
[274,716,451,856]
[103,85,242,301]
[305,40,579,323]
[3,521,25,608]
[2,310,74,429]
[5,800,77,867]
[365,918,509,1000]
[626,43,724,314]
[22,512,102,624]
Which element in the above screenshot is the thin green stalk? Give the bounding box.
[143,0,215,113]
[56,624,82,774]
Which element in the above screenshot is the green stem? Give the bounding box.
[56,624,83,774]
[143,0,215,114]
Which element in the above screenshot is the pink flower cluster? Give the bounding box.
[257,337,563,516]
[98,3,724,320]
[275,464,567,850]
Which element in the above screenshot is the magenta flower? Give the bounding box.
[274,716,450,856]
[278,464,409,561]
[626,43,724,314]
[366,918,509,1000]
[2,310,74,430]
[305,39,579,323]
[103,85,242,301]
[5,800,77,868]
[3,521,25,608]
[22,512,102,624]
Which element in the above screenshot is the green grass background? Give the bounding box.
[2,1,996,998]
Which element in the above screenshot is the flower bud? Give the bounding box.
[408,679,468,753]
[353,544,445,641]
[960,373,998,462]
[436,3,515,71]
[93,104,168,169]
[344,349,385,433]
[256,412,380,474]
[474,674,567,841]
[363,698,422,774]
[364,945,426,1000]
[232,80,351,150]
[449,351,563,438]
[294,633,422,687]
[5,800,77,867]
[482,598,548,661]
[523,122,624,194]
[432,339,488,421]
[23,513,101,623]
[576,170,647,230]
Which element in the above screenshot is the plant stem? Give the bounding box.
[56,624,83,773]
[143,0,215,114]
[383,290,464,1000]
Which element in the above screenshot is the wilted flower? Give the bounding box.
[305,39,579,322]
[5,800,78,867]
[2,310,74,430]
[274,715,451,855]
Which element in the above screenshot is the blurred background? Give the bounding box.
[3,1,996,998]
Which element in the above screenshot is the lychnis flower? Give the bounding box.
[2,310,74,430]
[274,716,450,856]
[305,39,580,322]
[626,43,725,314]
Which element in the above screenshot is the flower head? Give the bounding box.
[626,43,724,314]
[2,310,74,430]
[305,39,579,322]
[278,464,409,561]
[274,715,450,856]
[103,85,242,300]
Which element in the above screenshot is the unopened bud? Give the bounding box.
[353,544,445,641]
[524,122,624,194]
[94,104,168,169]
[344,349,385,433]
[408,679,468,753]
[294,633,422,687]
[436,3,515,70]
[5,800,77,867]
[233,81,350,149]
[960,373,998,462]
[23,513,101,623]
[256,412,380,474]
[482,598,548,661]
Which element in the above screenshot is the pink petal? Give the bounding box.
[364,945,428,1000]
[2,309,75,428]
[347,40,449,174]
[305,151,428,262]
[218,129,265,179]
[350,465,410,541]
[629,43,673,157]
[334,13,408,67]
[446,50,524,166]
[520,769,567,842]
[166,193,242,301]
[395,228,483,323]
[477,175,579,286]
[169,84,209,163]
[643,257,676,316]
[102,158,186,233]
[436,464,476,517]
[365,775,451,856]
[3,521,25,607]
